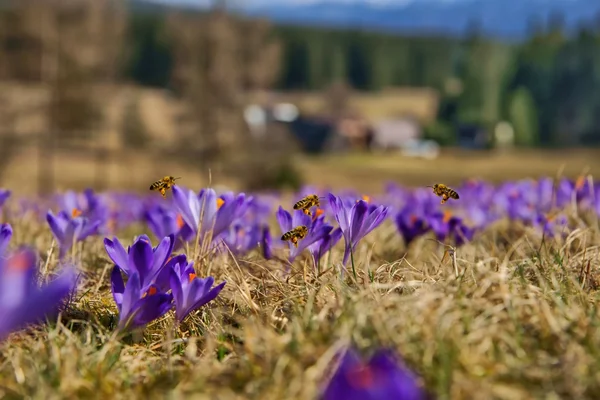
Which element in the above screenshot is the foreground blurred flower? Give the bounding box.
[328,194,389,272]
[170,259,226,323]
[0,223,11,256]
[322,347,426,400]
[0,247,76,341]
[110,267,173,331]
[104,234,175,291]
[46,210,101,259]
[172,186,250,244]
[275,207,330,263]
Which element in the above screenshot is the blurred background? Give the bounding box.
[1,0,600,195]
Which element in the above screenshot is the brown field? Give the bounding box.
[1,147,598,196]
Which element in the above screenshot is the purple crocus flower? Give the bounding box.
[110,267,173,331]
[221,223,263,256]
[0,247,76,341]
[172,186,250,244]
[328,194,389,267]
[322,347,426,400]
[261,226,273,260]
[275,207,331,263]
[169,259,226,323]
[46,210,101,259]
[306,216,342,271]
[394,209,430,247]
[103,234,175,291]
[428,210,475,247]
[0,223,11,256]
[0,189,10,209]
[533,212,569,237]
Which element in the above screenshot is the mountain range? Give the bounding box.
[139,0,600,40]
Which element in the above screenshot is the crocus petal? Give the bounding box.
[172,185,200,232]
[128,239,154,285]
[46,211,66,243]
[276,206,293,234]
[104,237,130,274]
[110,265,126,309]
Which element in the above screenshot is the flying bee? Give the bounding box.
[427,184,459,205]
[149,176,181,198]
[281,225,309,248]
[293,194,325,216]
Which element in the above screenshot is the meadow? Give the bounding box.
[1,153,600,400]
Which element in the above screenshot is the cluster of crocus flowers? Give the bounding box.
[321,346,426,400]
[172,186,251,246]
[104,234,226,331]
[0,223,76,341]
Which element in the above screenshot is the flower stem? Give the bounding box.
[350,246,357,281]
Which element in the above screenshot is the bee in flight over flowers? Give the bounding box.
[426,183,459,205]
[293,194,326,217]
[149,176,181,198]
[281,225,308,248]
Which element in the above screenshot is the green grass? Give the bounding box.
[2,212,600,399]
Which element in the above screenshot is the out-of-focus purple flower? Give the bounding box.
[104,234,175,291]
[221,223,263,256]
[427,210,474,246]
[533,212,569,237]
[275,207,330,263]
[0,247,77,341]
[110,267,173,331]
[322,347,426,400]
[169,259,225,322]
[0,189,10,209]
[394,210,429,247]
[46,210,101,259]
[0,223,11,256]
[57,189,110,233]
[328,194,389,266]
[172,186,250,244]
[261,226,273,260]
[307,216,342,271]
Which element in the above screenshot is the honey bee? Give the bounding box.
[427,184,459,204]
[149,176,181,198]
[293,194,325,216]
[281,225,309,248]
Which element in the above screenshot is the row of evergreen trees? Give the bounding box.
[126,13,600,147]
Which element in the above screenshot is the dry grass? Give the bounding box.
[296,148,600,193]
[1,207,600,399]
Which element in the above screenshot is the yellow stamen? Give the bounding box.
[361,194,371,203]
[142,286,158,298]
[216,198,225,209]
[409,215,418,224]
[443,210,453,223]
[176,213,185,229]
[575,175,585,190]
[313,208,324,219]
[188,272,197,282]
[71,208,82,218]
